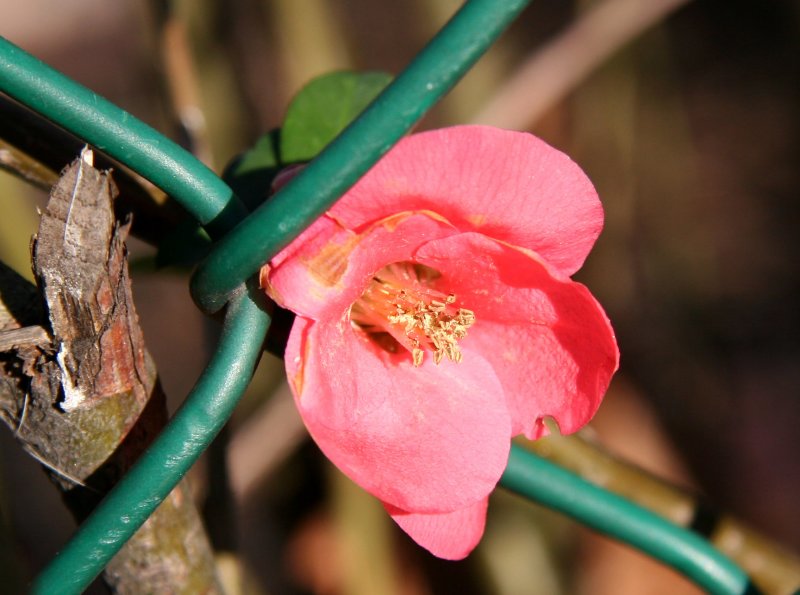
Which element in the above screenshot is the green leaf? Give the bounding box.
[281,71,393,163]
[222,128,283,212]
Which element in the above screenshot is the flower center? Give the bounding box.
[350,262,475,366]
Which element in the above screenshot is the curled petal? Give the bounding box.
[329,125,603,276]
[284,316,511,513]
[415,233,619,438]
[385,498,489,560]
[265,212,457,320]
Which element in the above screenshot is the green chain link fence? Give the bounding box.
[0,1,761,593]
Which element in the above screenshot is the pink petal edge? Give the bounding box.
[385,498,489,560]
[329,125,604,276]
[284,315,512,513]
[414,232,619,439]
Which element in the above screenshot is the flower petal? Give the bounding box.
[329,125,603,276]
[414,233,618,439]
[284,315,511,513]
[384,498,489,560]
[264,212,456,320]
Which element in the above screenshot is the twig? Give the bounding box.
[227,381,307,501]
[0,138,57,190]
[270,0,352,97]
[0,157,221,593]
[525,431,800,594]
[0,325,50,352]
[470,0,691,129]
[147,0,215,166]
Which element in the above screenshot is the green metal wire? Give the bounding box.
[501,444,755,595]
[0,3,761,594]
[30,282,271,595]
[0,36,247,237]
[189,0,532,313]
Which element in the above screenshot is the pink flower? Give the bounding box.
[260,125,618,559]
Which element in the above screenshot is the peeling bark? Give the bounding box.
[0,152,221,593]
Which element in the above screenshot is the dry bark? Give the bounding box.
[0,151,221,593]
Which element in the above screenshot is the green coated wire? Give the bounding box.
[30,283,271,595]
[0,5,760,595]
[501,444,756,595]
[189,0,533,313]
[0,35,247,236]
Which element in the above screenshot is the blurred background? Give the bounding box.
[1,0,798,593]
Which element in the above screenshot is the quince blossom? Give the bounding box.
[260,125,618,559]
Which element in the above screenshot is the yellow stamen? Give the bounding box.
[350,262,475,366]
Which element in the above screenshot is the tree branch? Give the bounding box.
[470,0,691,129]
[0,151,221,593]
[526,430,800,594]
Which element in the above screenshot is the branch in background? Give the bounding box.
[269,0,352,98]
[145,0,260,170]
[146,0,215,166]
[470,0,691,129]
[0,152,221,593]
[525,431,800,594]
[0,137,58,191]
[227,381,306,501]
[0,325,49,352]
[225,386,800,593]
[0,94,184,245]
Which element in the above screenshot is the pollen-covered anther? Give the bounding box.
[350,262,476,366]
[388,297,475,366]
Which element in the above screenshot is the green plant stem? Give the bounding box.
[29,284,270,595]
[501,444,757,595]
